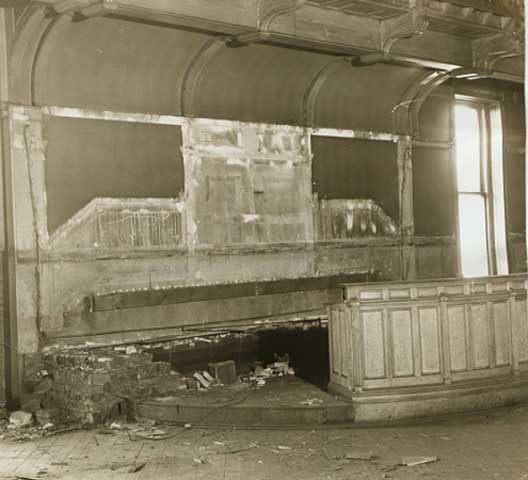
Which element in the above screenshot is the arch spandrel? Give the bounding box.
[31,16,211,114]
[313,62,424,133]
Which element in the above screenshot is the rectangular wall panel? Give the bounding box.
[470,304,490,369]
[331,308,341,375]
[516,299,528,362]
[391,309,414,377]
[338,309,349,377]
[492,302,510,367]
[362,311,386,379]
[448,305,467,372]
[419,307,441,374]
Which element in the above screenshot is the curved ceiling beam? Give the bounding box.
[394,58,525,136]
[392,69,451,136]
[258,0,305,30]
[8,5,58,104]
[180,36,229,117]
[300,57,348,127]
[380,0,429,54]
[230,0,305,46]
[30,14,67,106]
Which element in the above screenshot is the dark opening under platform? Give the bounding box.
[137,376,354,428]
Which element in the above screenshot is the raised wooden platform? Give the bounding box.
[328,274,528,421]
[137,376,354,427]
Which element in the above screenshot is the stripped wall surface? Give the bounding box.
[6,76,526,353]
[6,105,459,351]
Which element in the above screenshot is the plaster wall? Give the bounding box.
[8,107,459,351]
[3,14,524,356]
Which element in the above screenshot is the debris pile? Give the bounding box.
[244,354,295,388]
[21,347,185,425]
[15,342,296,426]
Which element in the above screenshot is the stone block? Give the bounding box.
[209,360,237,385]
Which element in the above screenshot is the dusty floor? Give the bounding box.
[1,404,528,480]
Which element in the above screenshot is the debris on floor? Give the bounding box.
[243,353,295,388]
[20,346,191,425]
[345,450,377,461]
[401,456,439,466]
[209,360,237,385]
[9,411,33,428]
[193,371,211,389]
[301,398,324,406]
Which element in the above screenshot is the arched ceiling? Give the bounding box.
[32,16,211,115]
[314,62,422,132]
[189,43,332,125]
[8,12,470,132]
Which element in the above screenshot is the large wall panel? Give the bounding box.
[44,117,184,232]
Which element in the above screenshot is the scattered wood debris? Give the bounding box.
[345,451,377,461]
[401,456,439,466]
[128,462,147,473]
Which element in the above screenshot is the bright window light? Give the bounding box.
[455,105,481,192]
[458,194,489,277]
[490,107,508,275]
[454,99,508,278]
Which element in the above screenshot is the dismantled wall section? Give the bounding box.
[5,108,431,351]
[5,77,526,354]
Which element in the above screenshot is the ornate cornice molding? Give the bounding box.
[35,0,109,17]
[257,0,305,30]
[472,12,524,70]
[381,0,429,53]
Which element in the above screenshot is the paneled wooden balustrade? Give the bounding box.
[328,274,528,420]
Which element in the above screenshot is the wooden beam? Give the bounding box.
[33,0,524,77]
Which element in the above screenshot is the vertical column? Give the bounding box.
[525,38,528,271]
[351,300,363,393]
[0,7,21,408]
[439,293,451,385]
[508,287,520,375]
[397,137,416,280]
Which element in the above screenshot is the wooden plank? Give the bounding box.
[390,308,414,377]
[419,306,441,375]
[361,310,386,379]
[91,272,371,311]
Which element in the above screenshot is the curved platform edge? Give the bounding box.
[329,374,528,422]
[135,401,355,427]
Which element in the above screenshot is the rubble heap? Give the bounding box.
[22,347,186,425]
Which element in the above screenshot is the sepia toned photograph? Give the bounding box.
[0,0,525,478]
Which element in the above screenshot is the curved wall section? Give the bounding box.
[314,63,423,132]
[189,43,331,125]
[32,16,211,114]
[27,15,428,131]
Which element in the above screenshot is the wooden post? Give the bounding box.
[0,8,21,409]
[397,137,416,280]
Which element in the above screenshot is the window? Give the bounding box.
[454,96,507,277]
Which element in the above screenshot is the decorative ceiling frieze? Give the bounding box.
[258,0,306,30]
[307,0,521,38]
[35,0,107,17]
[380,0,429,53]
[11,0,524,80]
[472,14,524,70]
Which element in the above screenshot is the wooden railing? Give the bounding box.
[328,274,528,413]
[317,199,398,241]
[48,198,184,251]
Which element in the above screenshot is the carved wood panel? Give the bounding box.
[329,275,528,393]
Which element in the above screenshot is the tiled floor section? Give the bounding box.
[1,404,528,479]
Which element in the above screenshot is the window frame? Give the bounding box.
[454,94,506,277]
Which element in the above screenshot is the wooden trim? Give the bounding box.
[40,106,185,126]
[1,107,20,408]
